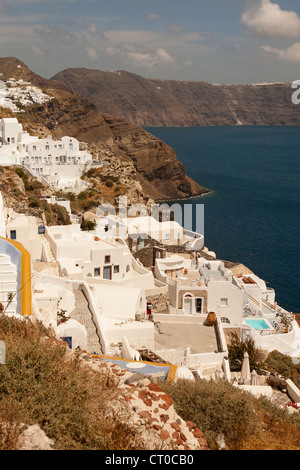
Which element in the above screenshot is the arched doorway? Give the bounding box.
[183,294,193,315]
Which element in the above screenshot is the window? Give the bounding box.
[10,230,16,240]
[45,145,50,151]
[126,264,130,273]
[165,233,170,240]
[114,265,119,273]
[221,317,231,324]
[94,267,101,277]
[220,298,228,307]
[104,255,111,264]
[33,145,36,151]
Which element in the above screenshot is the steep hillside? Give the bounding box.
[52,68,300,127]
[0,58,208,202]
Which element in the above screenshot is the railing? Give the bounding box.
[151,340,227,369]
[248,294,260,307]
[261,298,277,311]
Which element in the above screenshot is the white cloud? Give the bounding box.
[106,44,175,71]
[147,13,161,22]
[87,22,99,34]
[156,47,175,64]
[32,45,45,58]
[165,23,186,36]
[262,42,300,63]
[86,46,98,61]
[241,0,300,38]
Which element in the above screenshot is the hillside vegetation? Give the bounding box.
[164,378,300,450]
[0,315,146,450]
[0,314,299,450]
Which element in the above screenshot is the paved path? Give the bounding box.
[70,289,102,355]
[154,319,219,355]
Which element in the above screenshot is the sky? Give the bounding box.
[0,0,300,84]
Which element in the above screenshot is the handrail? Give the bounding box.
[248,294,260,307]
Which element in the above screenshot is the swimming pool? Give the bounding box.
[245,318,271,330]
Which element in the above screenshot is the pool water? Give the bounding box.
[245,319,271,330]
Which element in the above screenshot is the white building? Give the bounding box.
[155,255,245,327]
[43,223,167,294]
[0,118,93,190]
[96,214,205,251]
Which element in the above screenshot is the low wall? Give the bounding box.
[33,271,110,355]
[286,379,300,403]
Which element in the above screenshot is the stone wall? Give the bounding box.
[178,289,208,312]
[129,236,215,269]
[82,354,209,451]
[147,292,170,314]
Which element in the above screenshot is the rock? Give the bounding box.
[52,68,300,128]
[18,424,54,450]
[159,430,170,441]
[125,373,145,384]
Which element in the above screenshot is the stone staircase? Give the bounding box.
[39,235,56,263]
[0,254,18,315]
[69,289,102,355]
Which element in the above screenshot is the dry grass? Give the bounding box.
[164,377,300,450]
[0,314,146,450]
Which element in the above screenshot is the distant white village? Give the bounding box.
[0,110,300,405]
[0,75,51,113]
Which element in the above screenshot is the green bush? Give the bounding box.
[80,219,96,231]
[164,378,258,450]
[264,350,300,386]
[227,331,265,372]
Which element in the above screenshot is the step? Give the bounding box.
[0,264,17,272]
[70,289,102,355]
[0,282,18,290]
[0,275,18,283]
[0,255,13,264]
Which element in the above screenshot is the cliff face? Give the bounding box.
[52,68,300,127]
[0,58,207,202]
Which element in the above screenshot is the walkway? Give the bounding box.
[154,315,219,355]
[69,289,102,355]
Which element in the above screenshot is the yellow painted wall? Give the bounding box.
[0,237,32,316]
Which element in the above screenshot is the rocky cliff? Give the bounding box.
[0,58,207,202]
[52,68,300,127]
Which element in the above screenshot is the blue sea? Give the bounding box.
[145,126,300,313]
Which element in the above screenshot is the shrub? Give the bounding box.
[80,219,96,231]
[164,376,300,450]
[227,331,265,372]
[0,315,145,450]
[163,378,258,450]
[264,350,300,386]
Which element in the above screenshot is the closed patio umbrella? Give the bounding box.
[251,369,259,386]
[215,364,223,382]
[240,352,251,385]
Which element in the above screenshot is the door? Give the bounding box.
[195,298,203,314]
[103,266,112,280]
[184,297,193,315]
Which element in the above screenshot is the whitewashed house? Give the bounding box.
[43,223,164,292]
[155,255,244,327]
[96,214,205,252]
[0,117,93,189]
